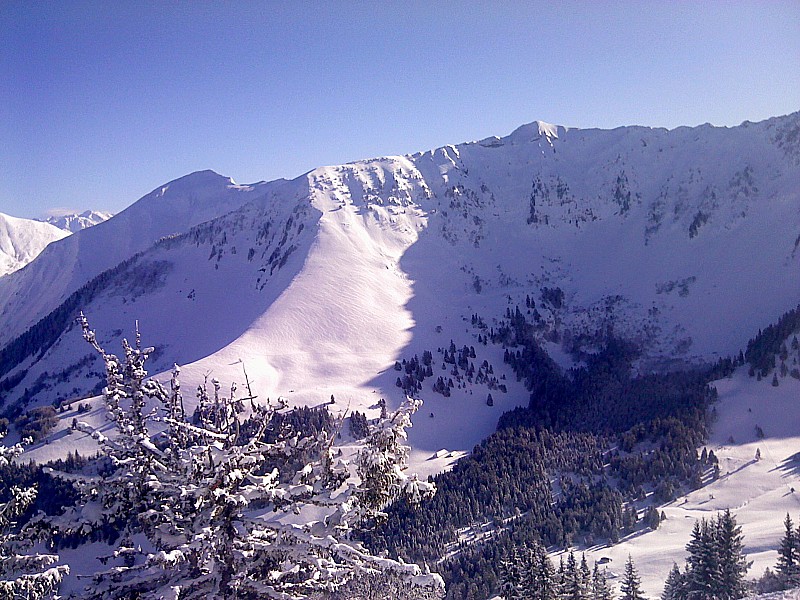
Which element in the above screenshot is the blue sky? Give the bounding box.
[2,1,799,219]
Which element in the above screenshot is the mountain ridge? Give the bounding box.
[0,113,798,461]
[0,212,69,278]
[40,210,113,233]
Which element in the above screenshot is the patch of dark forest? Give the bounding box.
[363,300,800,600]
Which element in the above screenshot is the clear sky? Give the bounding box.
[2,1,799,219]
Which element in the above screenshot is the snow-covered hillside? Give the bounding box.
[3,112,800,600]
[1,113,799,471]
[0,212,69,277]
[0,170,283,347]
[552,368,800,597]
[41,209,113,233]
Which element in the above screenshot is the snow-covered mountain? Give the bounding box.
[0,170,283,348]
[3,112,800,599]
[41,209,114,233]
[0,212,69,277]
[1,114,799,465]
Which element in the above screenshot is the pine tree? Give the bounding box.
[645,506,661,530]
[776,513,800,588]
[499,547,523,600]
[591,563,613,600]
[683,511,749,600]
[620,555,645,600]
[555,555,567,599]
[562,550,589,600]
[579,554,592,600]
[684,518,719,599]
[520,542,556,600]
[557,549,592,600]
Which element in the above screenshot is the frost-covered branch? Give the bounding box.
[39,316,442,599]
[0,433,68,599]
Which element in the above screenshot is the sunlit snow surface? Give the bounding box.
[24,367,800,597]
[4,114,800,596]
[0,212,68,277]
[547,371,800,597]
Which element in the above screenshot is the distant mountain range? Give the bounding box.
[0,212,68,278]
[39,209,113,233]
[0,210,113,278]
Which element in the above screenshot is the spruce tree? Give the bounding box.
[0,435,68,599]
[499,548,523,600]
[31,315,443,600]
[683,511,749,600]
[685,519,719,599]
[563,550,584,600]
[620,555,645,600]
[715,509,750,599]
[521,542,556,600]
[591,563,613,600]
[579,553,592,600]
[661,563,685,600]
[776,513,800,588]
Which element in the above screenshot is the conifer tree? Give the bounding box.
[562,550,586,600]
[620,555,645,600]
[682,511,749,600]
[776,513,800,588]
[555,555,567,599]
[499,548,523,600]
[531,543,558,600]
[591,563,613,600]
[661,563,685,600]
[0,435,68,599]
[684,519,719,599]
[715,509,750,599]
[516,542,556,600]
[31,315,442,599]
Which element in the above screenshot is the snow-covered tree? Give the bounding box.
[715,509,750,599]
[524,542,556,600]
[661,563,685,600]
[684,519,719,599]
[0,434,68,599]
[32,314,442,599]
[500,543,557,600]
[498,547,523,600]
[562,550,590,600]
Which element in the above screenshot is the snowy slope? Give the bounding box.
[0,170,282,347]
[0,212,69,277]
[20,352,800,599]
[41,209,113,233]
[555,368,800,598]
[1,113,800,474]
